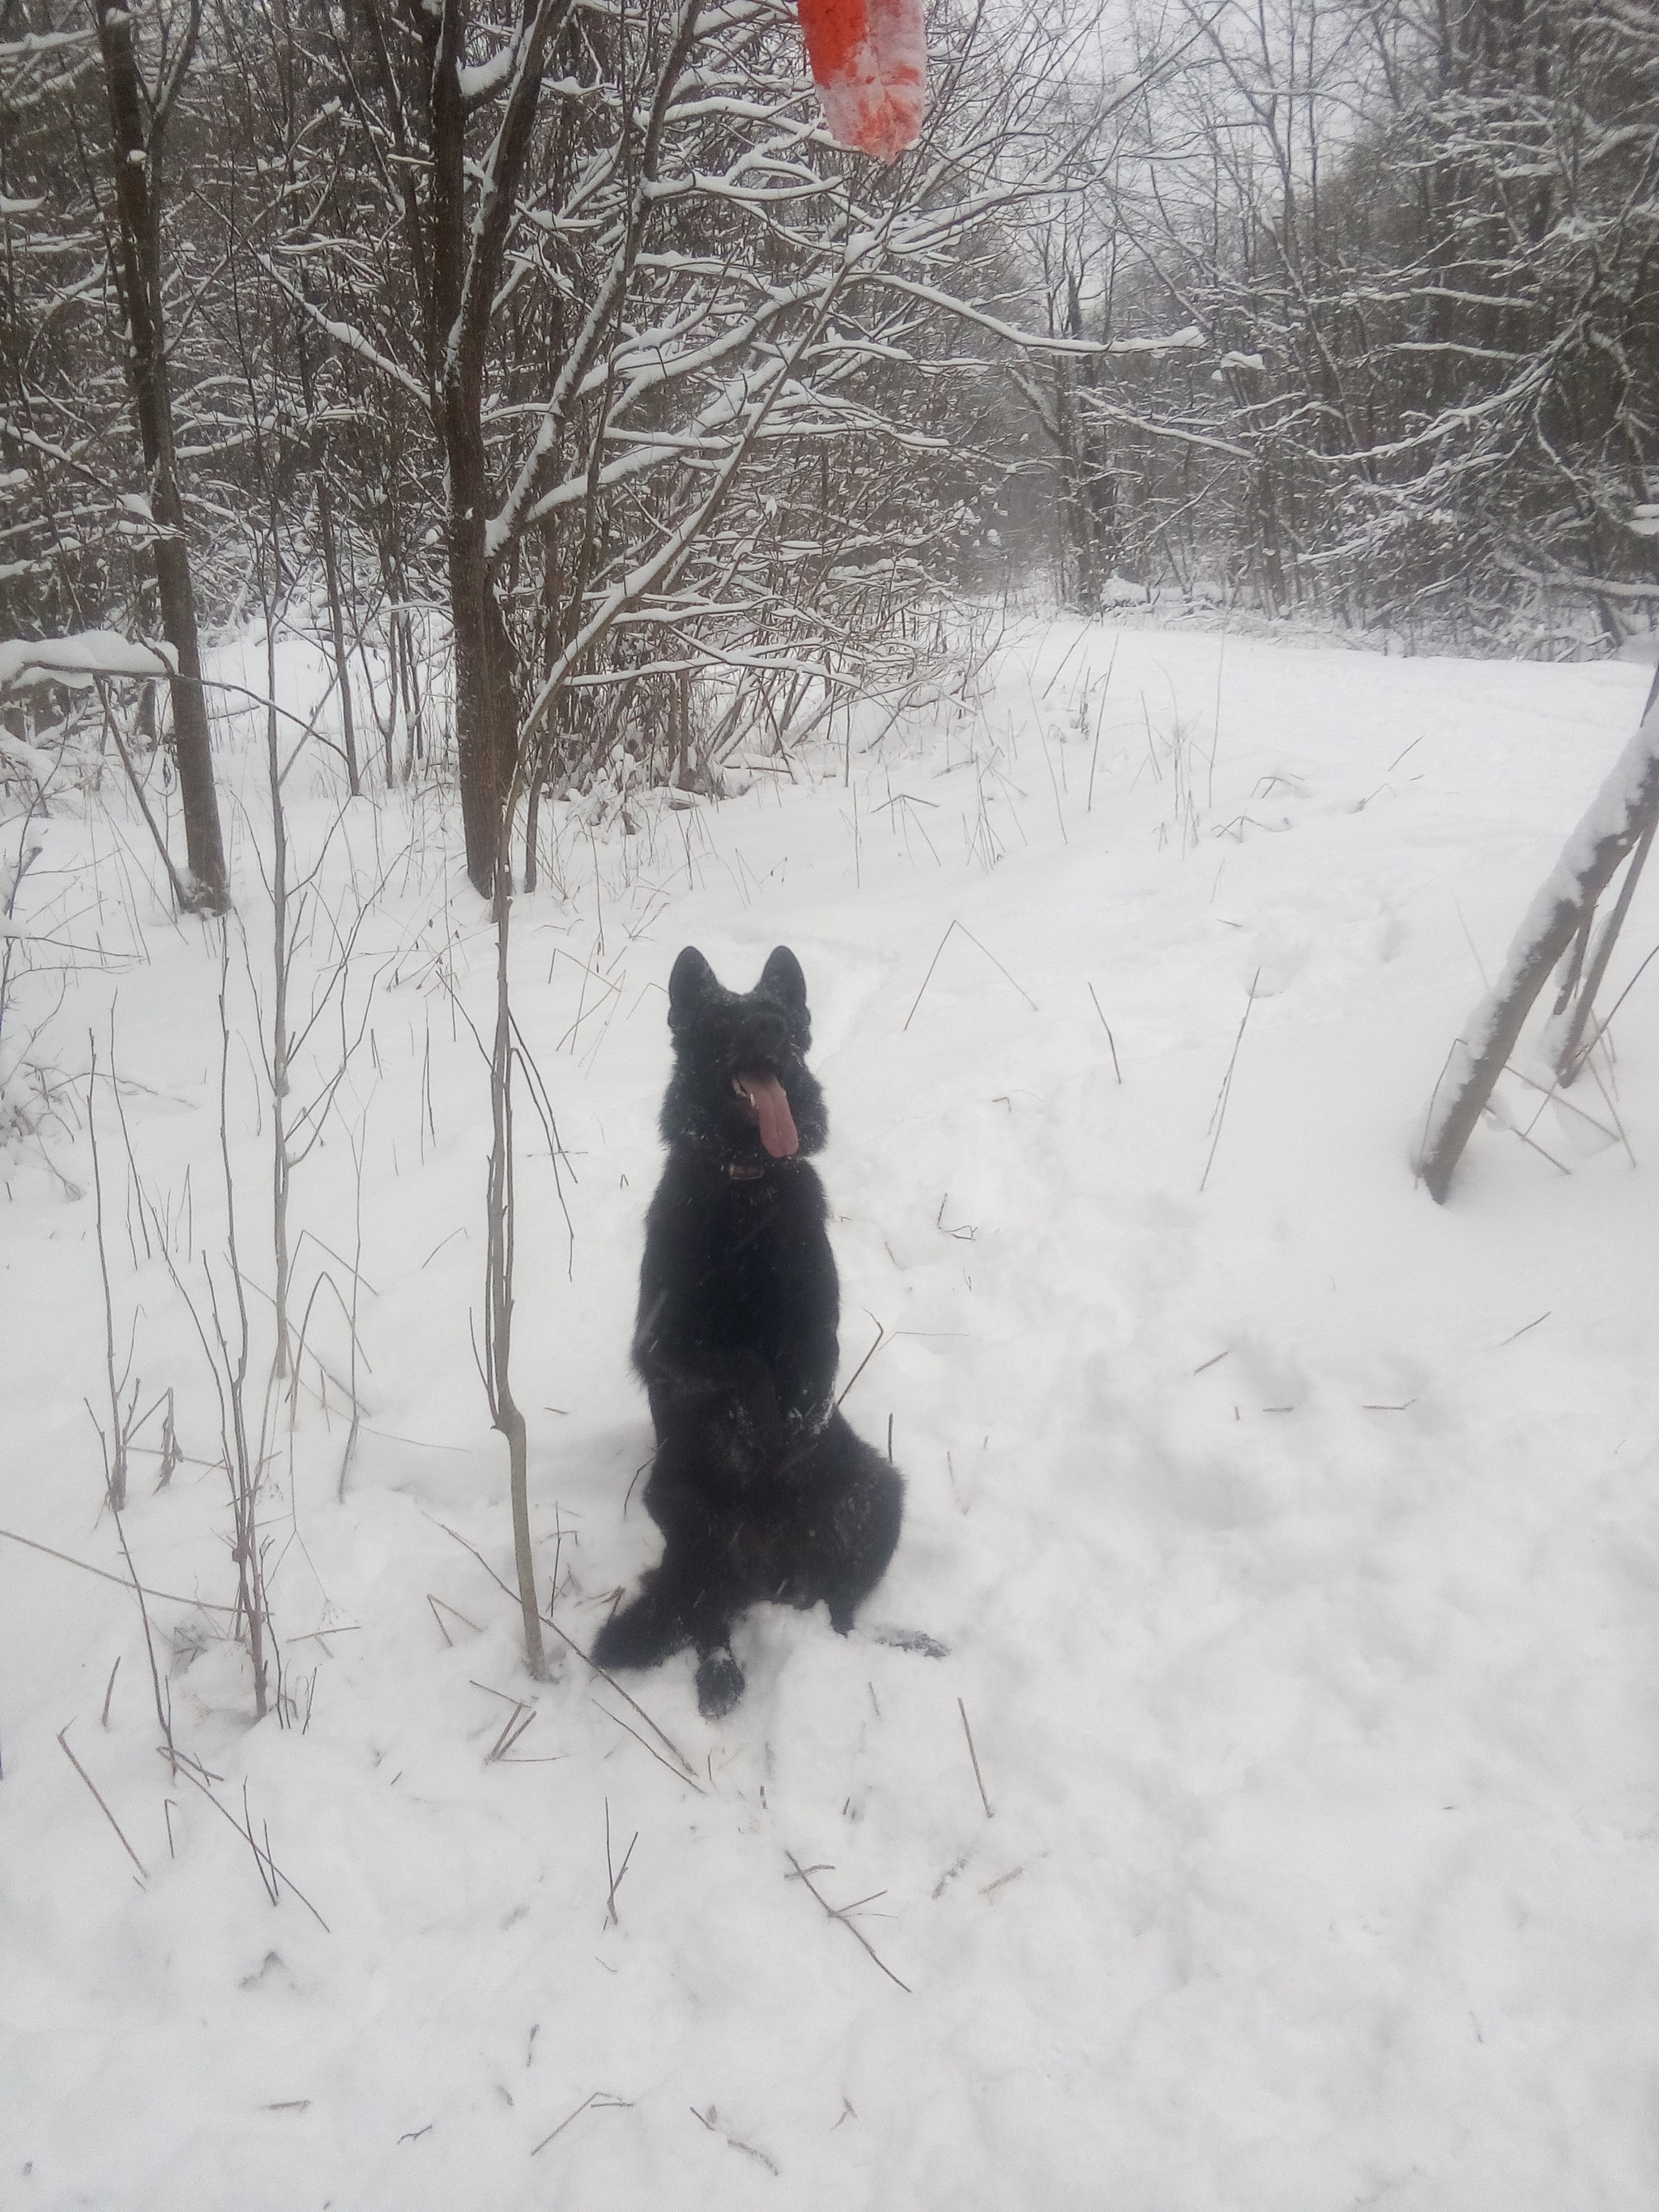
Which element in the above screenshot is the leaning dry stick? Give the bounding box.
[1200,970,1260,1194]
[1420,669,1659,1202]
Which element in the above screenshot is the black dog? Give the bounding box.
[591,944,902,1717]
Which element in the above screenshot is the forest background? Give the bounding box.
[7,0,1659,856]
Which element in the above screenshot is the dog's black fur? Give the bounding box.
[591,944,902,1717]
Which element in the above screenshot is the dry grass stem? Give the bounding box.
[58,1724,147,1879]
[1087,984,1122,1081]
[487,1703,539,1762]
[603,1798,638,1927]
[1200,971,1260,1194]
[958,1698,992,1818]
[0,1526,237,1613]
[168,1755,330,1930]
[428,1592,481,1645]
[536,1607,700,1782]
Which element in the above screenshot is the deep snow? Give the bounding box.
[3,616,1657,2211]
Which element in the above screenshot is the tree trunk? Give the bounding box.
[96,0,228,911]
[295,311,360,796]
[421,0,562,895]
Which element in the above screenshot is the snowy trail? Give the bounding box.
[3,620,1658,2210]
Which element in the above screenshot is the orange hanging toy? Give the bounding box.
[797,0,926,161]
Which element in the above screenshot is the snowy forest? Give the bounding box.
[5,1,1659,2207]
[7,0,1659,757]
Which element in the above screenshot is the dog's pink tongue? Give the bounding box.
[740,1071,798,1158]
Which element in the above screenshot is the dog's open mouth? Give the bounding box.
[732,1069,799,1158]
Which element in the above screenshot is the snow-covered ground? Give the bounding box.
[4,617,1657,2210]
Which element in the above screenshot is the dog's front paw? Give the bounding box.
[695,1647,746,1718]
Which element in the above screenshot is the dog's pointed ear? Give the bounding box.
[759,945,810,1047]
[758,945,807,1015]
[668,945,717,1029]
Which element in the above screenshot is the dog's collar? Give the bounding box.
[723,1161,769,1183]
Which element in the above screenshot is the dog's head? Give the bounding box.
[659,944,828,1166]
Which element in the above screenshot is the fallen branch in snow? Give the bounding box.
[784,1849,911,1993]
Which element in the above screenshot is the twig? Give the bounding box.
[902,919,1036,1032]
[1087,984,1122,1082]
[1582,1051,1639,1168]
[86,1038,128,1511]
[0,1525,236,1612]
[109,1494,179,1775]
[834,1314,887,1410]
[958,1698,992,1818]
[1508,1064,1621,1144]
[690,2108,780,2174]
[783,1850,911,1993]
[166,1755,330,1930]
[1498,1311,1550,1348]
[1199,971,1260,1194]
[535,1608,701,1784]
[428,1592,480,1646]
[58,1724,147,1879]
[487,1703,538,1762]
[531,2092,633,2156]
[595,1703,707,1792]
[1563,940,1659,1082]
[603,1798,638,1927]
